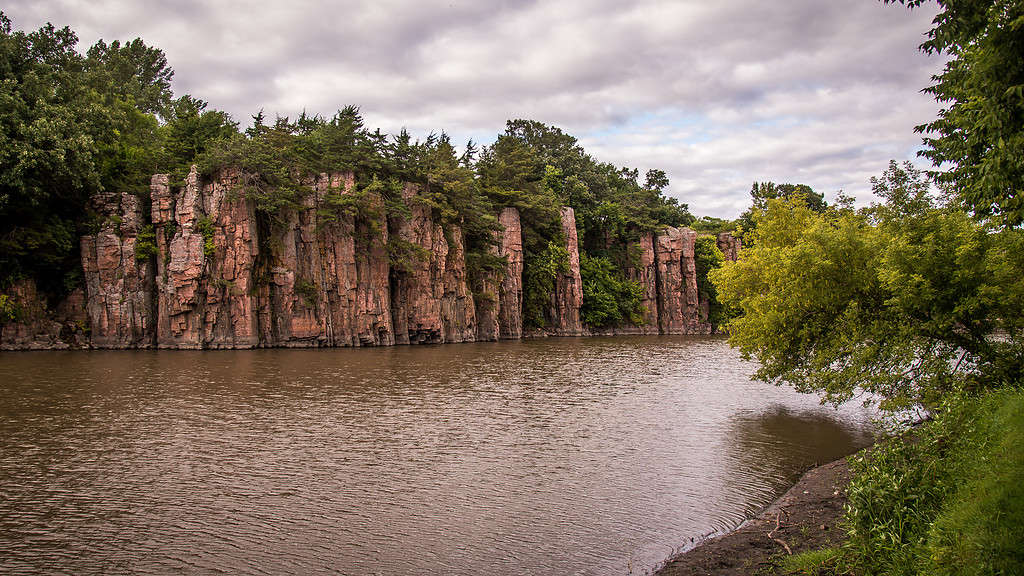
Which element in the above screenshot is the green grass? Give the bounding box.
[838,388,1024,576]
[777,547,840,575]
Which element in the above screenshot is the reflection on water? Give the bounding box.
[0,337,874,575]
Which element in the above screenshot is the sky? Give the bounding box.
[5,0,944,219]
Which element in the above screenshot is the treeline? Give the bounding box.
[0,12,717,331]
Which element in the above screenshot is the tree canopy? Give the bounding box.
[712,161,1024,409]
[888,0,1024,226]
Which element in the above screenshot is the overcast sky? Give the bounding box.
[6,0,943,218]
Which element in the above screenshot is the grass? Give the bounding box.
[777,547,840,575]
[835,387,1024,576]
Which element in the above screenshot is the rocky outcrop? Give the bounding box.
[655,226,705,334]
[548,207,584,336]
[200,169,261,348]
[497,208,524,339]
[81,190,155,347]
[389,183,477,345]
[440,222,477,343]
[152,168,211,348]
[717,232,741,262]
[621,232,660,334]
[262,172,394,348]
[6,164,732,350]
[1,279,87,350]
[389,183,445,344]
[348,183,394,346]
[474,206,524,341]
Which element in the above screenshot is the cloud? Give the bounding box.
[5,0,944,217]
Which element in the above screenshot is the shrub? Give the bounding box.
[840,389,1024,575]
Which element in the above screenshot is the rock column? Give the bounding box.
[654,226,702,334]
[81,190,155,347]
[548,207,584,336]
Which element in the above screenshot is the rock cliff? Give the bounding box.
[497,208,524,339]
[0,279,87,350]
[81,189,155,347]
[655,226,705,334]
[621,232,661,335]
[717,231,741,262]
[4,167,744,350]
[474,206,524,341]
[548,207,584,336]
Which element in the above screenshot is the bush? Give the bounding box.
[840,389,1024,575]
[579,253,643,328]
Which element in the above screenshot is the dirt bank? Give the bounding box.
[656,457,852,575]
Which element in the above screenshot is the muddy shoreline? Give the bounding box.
[656,456,853,575]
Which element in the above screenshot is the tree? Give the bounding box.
[161,94,237,171]
[84,38,174,116]
[711,161,1024,409]
[0,14,105,293]
[887,0,1024,226]
[737,181,825,238]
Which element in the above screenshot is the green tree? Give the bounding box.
[712,161,1024,409]
[84,37,174,116]
[737,181,826,238]
[888,0,1024,225]
[0,14,105,293]
[579,253,644,327]
[161,95,237,173]
[693,236,730,329]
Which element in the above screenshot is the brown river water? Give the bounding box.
[0,336,875,575]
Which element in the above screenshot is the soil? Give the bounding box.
[655,457,853,576]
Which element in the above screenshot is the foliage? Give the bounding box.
[0,292,22,324]
[736,181,826,240]
[691,215,738,234]
[777,547,841,575]
[711,161,1024,409]
[83,37,173,116]
[387,237,431,275]
[0,14,708,326]
[579,254,644,327]
[1,14,106,294]
[161,95,237,175]
[195,216,216,258]
[478,119,692,328]
[134,225,158,261]
[0,13,235,300]
[840,388,1024,575]
[294,278,318,308]
[887,0,1024,226]
[522,241,569,329]
[693,236,731,330]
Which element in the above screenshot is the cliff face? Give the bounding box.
[152,168,212,348]
[621,232,660,335]
[269,172,395,348]
[717,232,741,262]
[474,206,524,341]
[655,226,705,334]
[0,279,87,350]
[81,189,155,348]
[5,167,744,350]
[497,208,524,339]
[548,207,584,336]
[390,183,446,344]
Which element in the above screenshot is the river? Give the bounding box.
[0,336,875,575]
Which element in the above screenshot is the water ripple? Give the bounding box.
[0,336,875,575]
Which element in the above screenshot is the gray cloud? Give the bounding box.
[5,0,943,217]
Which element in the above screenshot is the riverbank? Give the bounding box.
[656,456,853,575]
